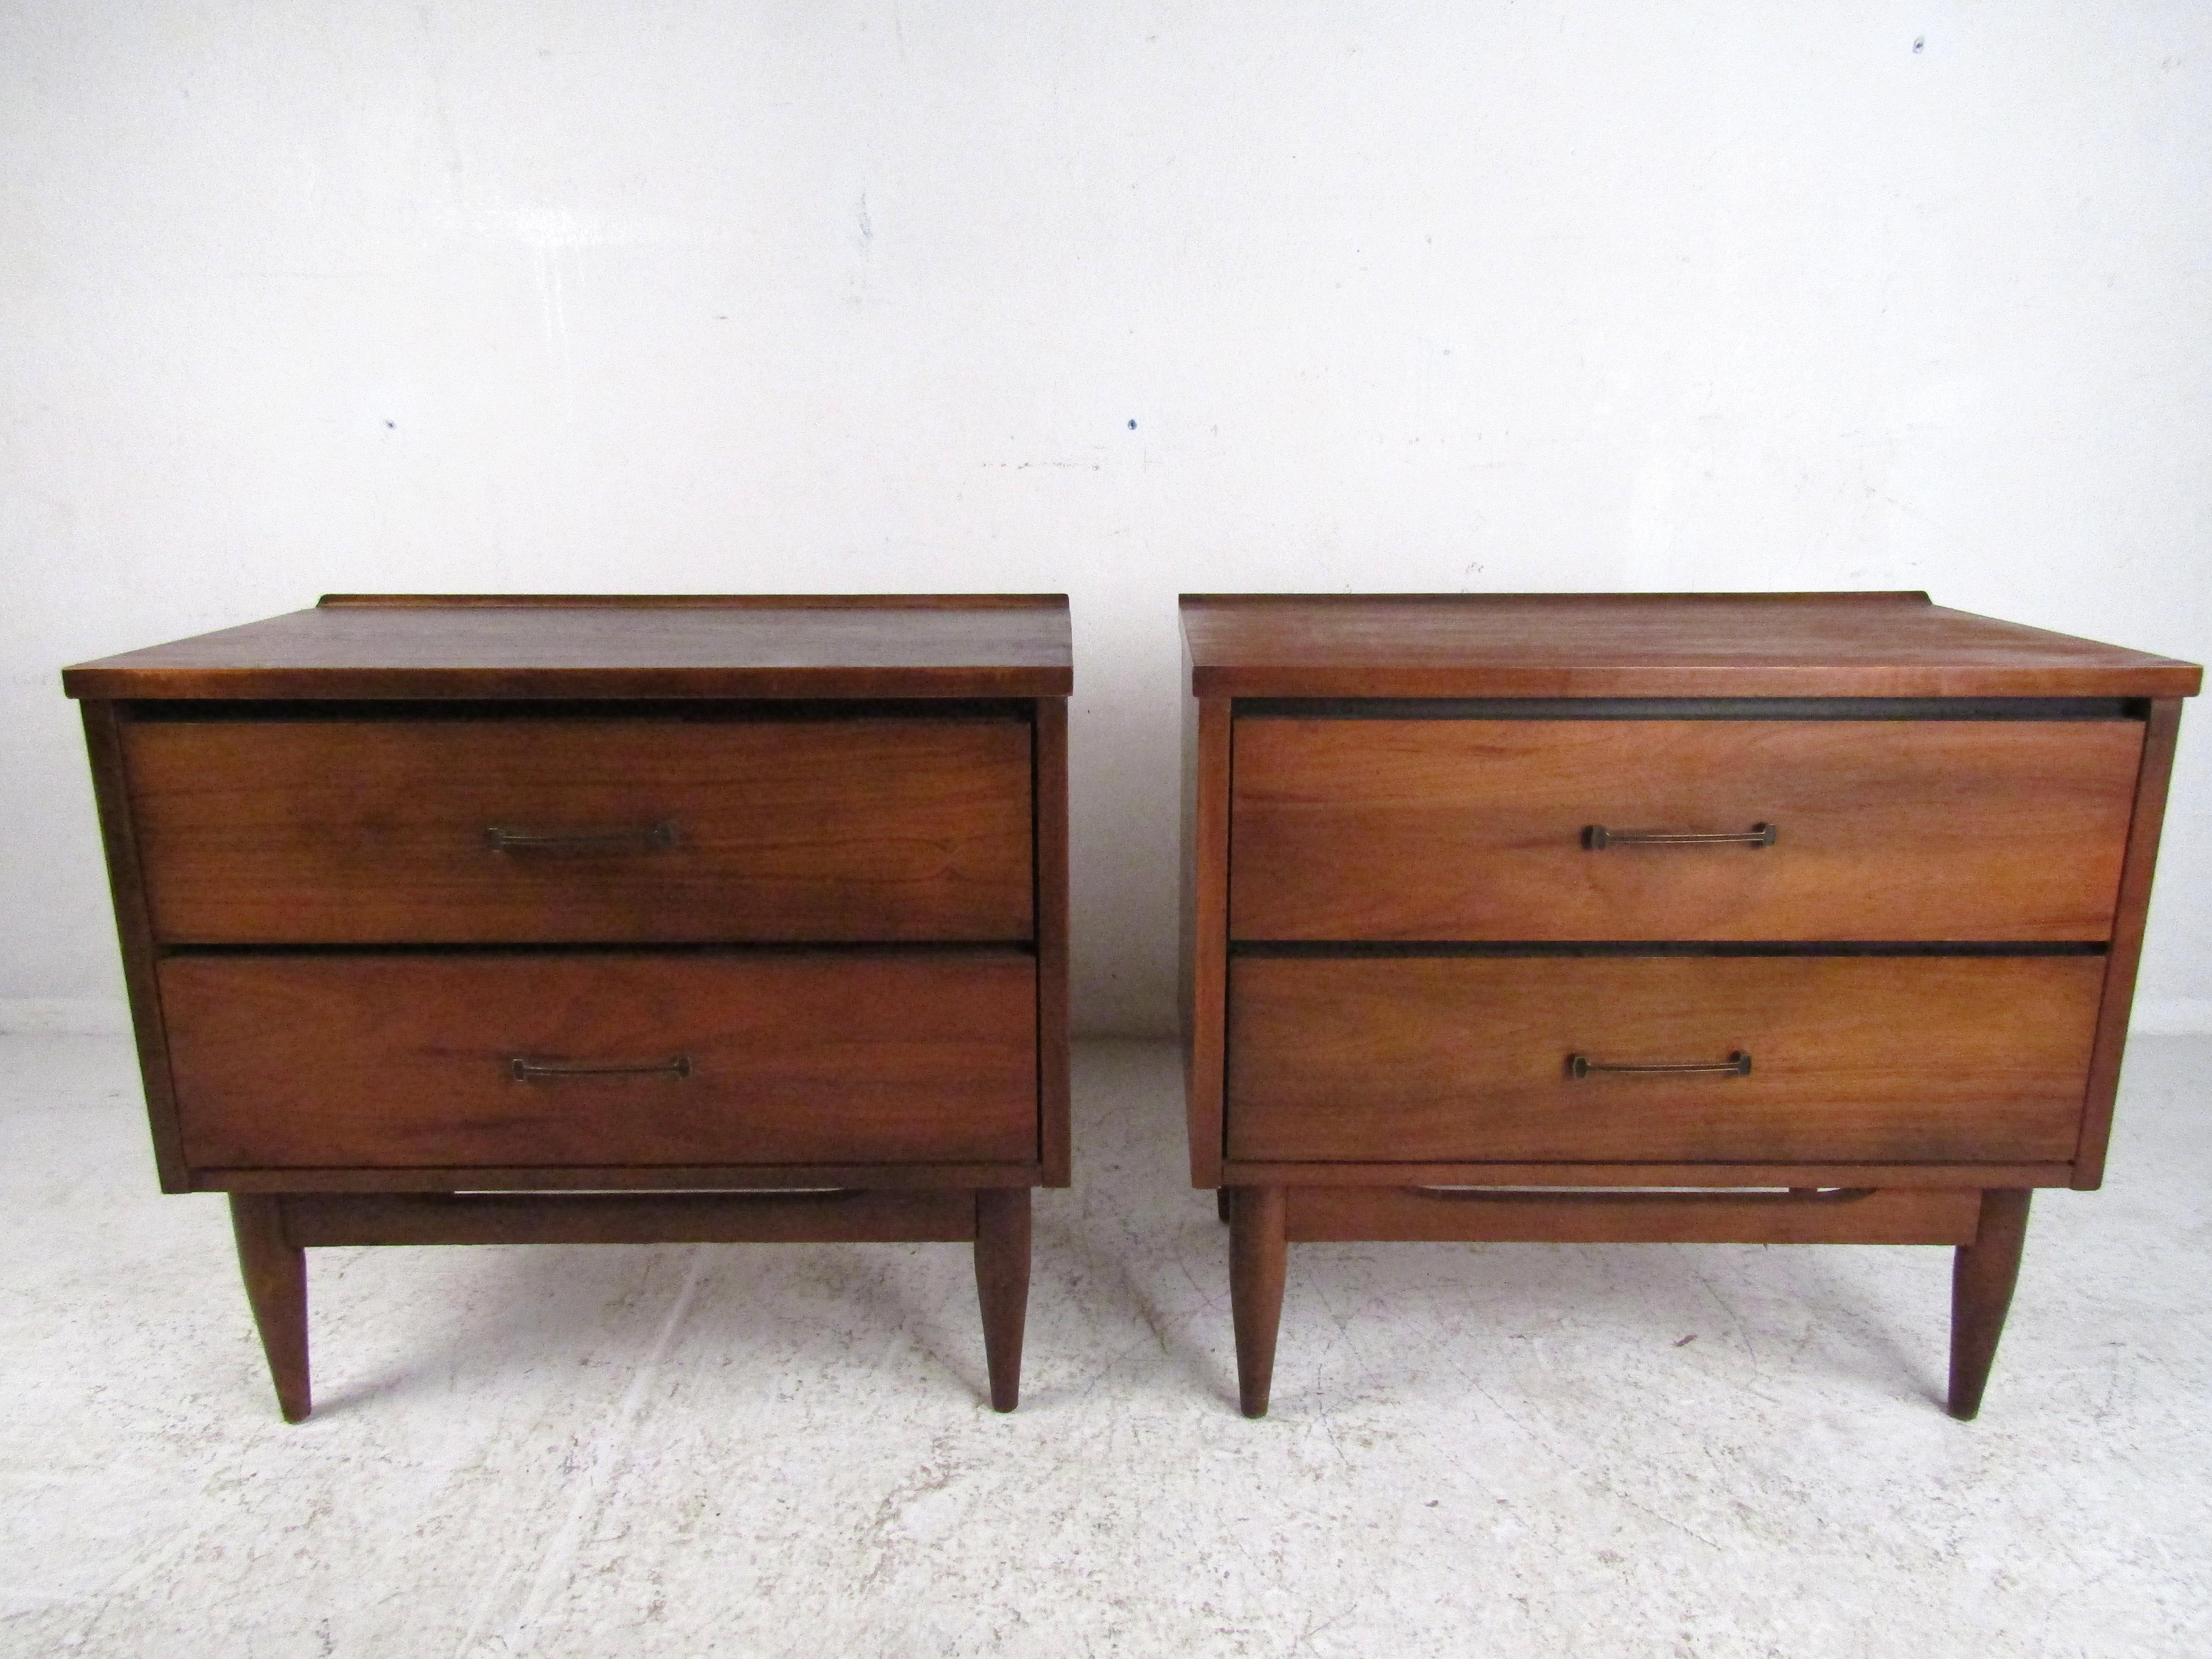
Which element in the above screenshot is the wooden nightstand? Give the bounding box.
[1179,592,2197,1419]
[64,595,1071,1419]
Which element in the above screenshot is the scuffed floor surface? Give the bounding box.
[2,1035,2208,1657]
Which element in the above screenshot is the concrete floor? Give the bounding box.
[2,1034,2207,1657]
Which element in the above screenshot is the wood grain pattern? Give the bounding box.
[1219,1159,2075,1191]
[71,598,1066,1418]
[78,702,190,1191]
[1231,718,2142,942]
[1227,955,2104,1165]
[2073,699,2185,1188]
[1284,1185,1983,1244]
[1183,592,2194,1421]
[162,952,1038,1169]
[1179,592,2201,699]
[317,594,1069,610]
[280,1190,978,1246]
[63,596,1073,701]
[127,716,1034,944]
[1181,693,1232,1185]
[1034,699,1072,1186]
[201,1161,1043,1193]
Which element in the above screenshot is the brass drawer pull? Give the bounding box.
[1568,1051,1752,1079]
[1583,823,1775,850]
[510,1056,693,1082]
[486,822,679,853]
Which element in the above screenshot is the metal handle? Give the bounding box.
[1583,823,1775,850]
[486,821,679,853]
[510,1056,693,1081]
[1568,1051,1752,1079]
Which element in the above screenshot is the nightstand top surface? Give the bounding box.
[1179,592,2200,699]
[64,595,1073,700]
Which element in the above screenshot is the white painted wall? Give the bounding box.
[4,1,2207,1035]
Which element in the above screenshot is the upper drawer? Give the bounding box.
[126,715,1034,944]
[1230,718,2142,942]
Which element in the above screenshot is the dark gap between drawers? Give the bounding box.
[158,940,1042,959]
[124,698,1036,723]
[1229,940,2109,958]
[1234,697,2142,721]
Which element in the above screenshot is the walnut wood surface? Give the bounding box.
[230,1195,310,1422]
[1231,718,2141,942]
[163,952,1038,1169]
[975,1188,1032,1411]
[75,597,1066,1418]
[1181,694,1232,1186]
[280,1190,978,1246]
[78,703,189,1191]
[201,1161,1043,1193]
[1179,592,2201,699]
[127,716,1034,944]
[2073,699,2185,1188]
[317,594,1067,610]
[63,595,1073,700]
[266,1188,1018,1409]
[1283,1185,1982,1244]
[1949,1189,2032,1419]
[1228,956,2103,1165]
[1229,1188,1286,1418]
[1184,592,2194,1420]
[1033,700,1072,1186]
[1219,1159,2075,1191]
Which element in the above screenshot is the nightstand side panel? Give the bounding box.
[80,701,189,1192]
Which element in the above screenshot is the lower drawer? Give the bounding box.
[162,952,1037,1169]
[1226,955,2103,1164]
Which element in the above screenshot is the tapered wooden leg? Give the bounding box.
[974,1188,1031,1412]
[1216,1189,1232,1224]
[228,1194,310,1423]
[1230,1186,1288,1419]
[1948,1188,2032,1421]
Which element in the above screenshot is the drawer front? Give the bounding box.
[127,717,1034,944]
[161,953,1037,1169]
[1230,719,2142,942]
[1226,955,2103,1164]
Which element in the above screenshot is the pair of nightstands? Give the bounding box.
[64,592,2197,1422]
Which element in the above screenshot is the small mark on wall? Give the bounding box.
[1127,419,1137,430]
[1913,36,1925,53]
[848,190,874,306]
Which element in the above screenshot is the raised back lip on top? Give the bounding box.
[1176,590,2200,701]
[62,593,1074,701]
[318,592,1071,609]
